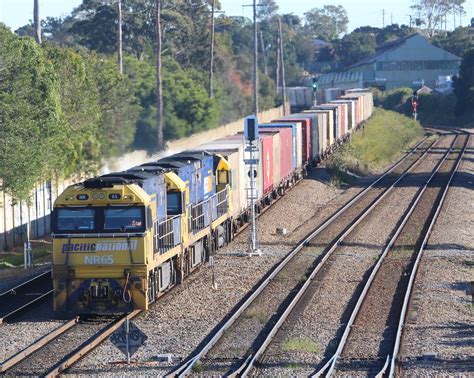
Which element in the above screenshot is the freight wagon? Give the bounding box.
[51,88,374,315]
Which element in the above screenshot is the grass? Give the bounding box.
[281,338,320,353]
[467,303,474,314]
[0,244,51,270]
[286,362,302,369]
[327,108,424,186]
[243,307,268,324]
[192,361,204,373]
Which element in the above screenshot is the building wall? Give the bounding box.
[372,34,460,90]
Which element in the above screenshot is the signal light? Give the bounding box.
[244,115,259,142]
[312,77,318,92]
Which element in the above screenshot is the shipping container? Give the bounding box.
[312,105,340,142]
[259,127,293,182]
[316,112,329,154]
[287,113,320,162]
[303,109,333,149]
[332,99,357,132]
[224,133,264,203]
[259,130,281,190]
[331,102,348,137]
[259,123,302,171]
[260,134,274,196]
[324,88,344,102]
[272,117,311,164]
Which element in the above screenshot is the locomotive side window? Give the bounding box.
[57,208,95,231]
[104,207,144,231]
[167,192,182,215]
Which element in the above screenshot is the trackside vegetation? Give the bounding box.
[327,109,424,185]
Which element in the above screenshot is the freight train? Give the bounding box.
[51,89,373,315]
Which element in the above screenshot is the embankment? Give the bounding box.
[327,108,424,185]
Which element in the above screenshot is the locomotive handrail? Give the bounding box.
[52,232,146,238]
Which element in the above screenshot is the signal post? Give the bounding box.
[244,116,261,256]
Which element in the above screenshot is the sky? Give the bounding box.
[1,0,473,32]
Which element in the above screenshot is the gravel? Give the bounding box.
[255,134,451,377]
[399,131,473,376]
[340,134,463,364]
[64,167,364,376]
[0,300,65,362]
[6,132,470,377]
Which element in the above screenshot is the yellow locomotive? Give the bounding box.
[52,152,233,315]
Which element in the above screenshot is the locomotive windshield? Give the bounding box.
[56,208,95,232]
[53,206,145,234]
[104,207,143,231]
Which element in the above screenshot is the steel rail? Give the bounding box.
[318,134,460,377]
[235,137,440,377]
[169,136,431,377]
[0,270,51,297]
[44,309,142,378]
[0,317,78,373]
[387,132,469,378]
[0,289,54,324]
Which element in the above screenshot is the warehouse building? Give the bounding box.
[319,33,461,90]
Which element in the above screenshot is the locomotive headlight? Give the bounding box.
[92,193,98,200]
[98,192,105,200]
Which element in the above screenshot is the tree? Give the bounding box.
[304,5,349,41]
[432,26,474,57]
[0,25,66,200]
[257,0,279,20]
[92,55,140,157]
[333,32,377,67]
[44,45,102,176]
[68,2,117,54]
[454,49,474,116]
[411,0,466,37]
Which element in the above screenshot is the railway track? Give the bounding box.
[0,310,141,376]
[0,270,53,323]
[168,135,438,377]
[243,132,457,377]
[314,131,469,377]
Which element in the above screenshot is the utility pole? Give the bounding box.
[278,17,286,115]
[156,0,164,151]
[409,15,412,28]
[209,0,216,98]
[33,0,41,44]
[117,0,123,74]
[390,12,393,25]
[253,0,259,114]
[275,30,280,95]
[260,31,268,76]
[382,9,385,28]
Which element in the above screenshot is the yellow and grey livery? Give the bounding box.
[52,152,232,315]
